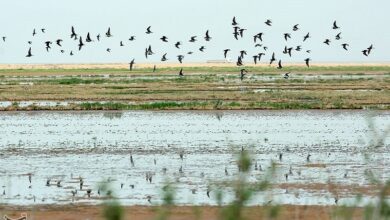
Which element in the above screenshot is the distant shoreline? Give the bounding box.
[1,62,390,70]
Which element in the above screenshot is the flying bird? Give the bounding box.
[342,43,349,51]
[303,32,310,42]
[78,37,84,50]
[204,30,211,41]
[26,47,33,57]
[175,41,181,49]
[146,26,153,34]
[161,53,168,61]
[232,16,238,26]
[223,49,230,58]
[335,32,342,40]
[304,58,311,67]
[45,41,52,52]
[129,36,136,41]
[277,60,283,69]
[129,59,135,71]
[199,46,206,52]
[293,24,299,31]
[324,39,331,45]
[265,19,272,26]
[120,41,124,46]
[97,34,101,41]
[56,39,63,47]
[177,55,184,63]
[270,52,276,65]
[179,68,184,76]
[70,26,77,39]
[284,33,291,41]
[160,36,168,42]
[284,72,290,79]
[333,21,340,29]
[86,33,93,42]
[33,29,37,36]
[106,27,112,37]
[189,36,197,42]
[240,69,247,81]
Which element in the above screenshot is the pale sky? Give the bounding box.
[0,0,389,64]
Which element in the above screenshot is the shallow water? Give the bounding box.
[0,110,389,206]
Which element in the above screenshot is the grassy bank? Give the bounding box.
[0,66,389,110]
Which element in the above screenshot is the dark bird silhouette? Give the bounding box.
[258,53,265,61]
[305,58,311,67]
[277,60,283,69]
[295,45,302,51]
[161,53,168,61]
[236,56,243,66]
[223,49,230,58]
[106,48,111,52]
[253,55,258,64]
[106,27,112,37]
[179,68,184,76]
[32,29,37,36]
[146,26,153,34]
[187,51,193,55]
[367,44,374,54]
[147,45,154,55]
[56,39,63,47]
[2,36,6,42]
[324,39,331,45]
[333,21,340,29]
[284,33,291,41]
[129,59,135,71]
[303,32,310,42]
[86,33,92,42]
[255,43,263,47]
[97,34,101,41]
[335,32,342,40]
[129,36,136,41]
[270,52,276,65]
[70,51,74,56]
[28,41,32,45]
[233,31,240,40]
[78,37,84,50]
[189,36,197,42]
[240,69,247,81]
[26,47,33,57]
[254,33,263,42]
[239,28,246,37]
[265,19,272,26]
[306,50,311,53]
[239,50,247,59]
[60,50,65,53]
[153,65,156,72]
[284,72,290,79]
[204,30,211,41]
[293,24,299,31]
[232,16,238,26]
[177,55,184,63]
[160,36,168,42]
[199,46,206,52]
[175,41,181,49]
[342,43,349,51]
[120,41,124,46]
[41,28,45,33]
[70,26,77,39]
[45,41,52,52]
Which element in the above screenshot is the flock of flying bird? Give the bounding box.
[2,17,375,79]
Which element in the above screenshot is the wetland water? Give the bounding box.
[0,110,389,206]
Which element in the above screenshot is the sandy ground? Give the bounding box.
[1,62,390,70]
[0,205,363,220]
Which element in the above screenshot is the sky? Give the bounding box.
[0,0,389,64]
